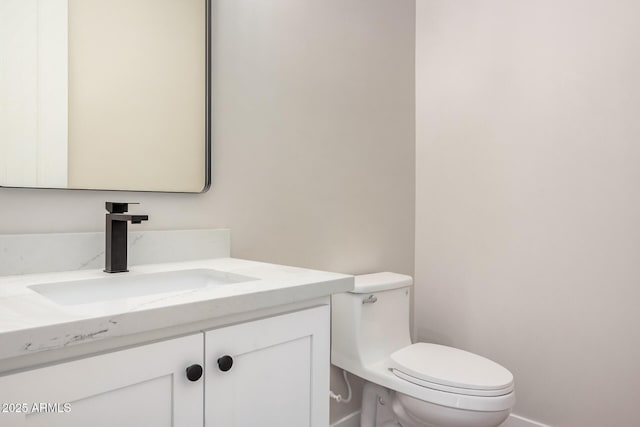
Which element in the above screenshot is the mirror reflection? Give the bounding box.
[0,0,210,192]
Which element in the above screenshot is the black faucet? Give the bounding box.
[104,202,149,273]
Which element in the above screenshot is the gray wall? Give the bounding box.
[0,0,415,422]
[415,1,640,426]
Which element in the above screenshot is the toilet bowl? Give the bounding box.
[331,272,515,427]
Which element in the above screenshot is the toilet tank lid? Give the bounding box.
[352,272,413,293]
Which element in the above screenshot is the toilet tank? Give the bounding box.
[331,272,413,371]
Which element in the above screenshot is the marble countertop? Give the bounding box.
[0,258,353,363]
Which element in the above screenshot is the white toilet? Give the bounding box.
[331,272,515,427]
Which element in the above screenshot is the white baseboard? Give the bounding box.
[331,411,548,427]
[331,410,360,427]
[501,413,551,427]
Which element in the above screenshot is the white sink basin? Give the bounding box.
[28,269,258,306]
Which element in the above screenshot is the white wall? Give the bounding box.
[416,1,640,426]
[0,0,415,422]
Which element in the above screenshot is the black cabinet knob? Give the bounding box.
[217,355,233,372]
[185,364,203,382]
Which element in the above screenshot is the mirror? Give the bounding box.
[0,0,210,192]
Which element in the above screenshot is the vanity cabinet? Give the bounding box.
[205,305,329,427]
[0,306,329,427]
[0,333,204,426]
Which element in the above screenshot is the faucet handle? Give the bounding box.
[105,202,140,214]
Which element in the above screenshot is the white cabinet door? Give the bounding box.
[0,333,203,427]
[204,306,329,427]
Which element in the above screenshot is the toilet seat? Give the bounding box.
[390,343,514,397]
[392,369,513,397]
[333,357,515,412]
